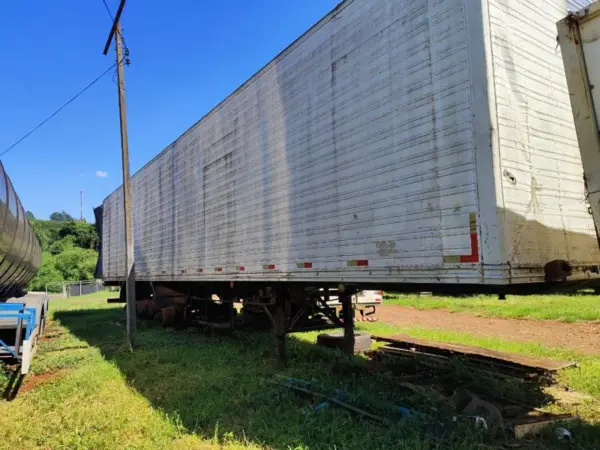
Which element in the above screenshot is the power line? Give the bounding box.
[102,0,114,20]
[101,0,129,52]
[0,63,117,158]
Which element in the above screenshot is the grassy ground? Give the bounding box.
[0,292,598,449]
[384,292,600,322]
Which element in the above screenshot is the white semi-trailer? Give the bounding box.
[558,1,600,242]
[97,0,599,355]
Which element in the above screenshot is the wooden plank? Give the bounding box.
[193,319,232,330]
[512,413,576,439]
[373,334,576,372]
[379,345,544,381]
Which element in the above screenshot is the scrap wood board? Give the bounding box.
[372,334,576,372]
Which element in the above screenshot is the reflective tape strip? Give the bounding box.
[442,255,460,264]
[460,232,479,263]
[443,212,479,264]
[296,262,313,268]
[263,264,276,270]
[460,212,479,263]
[347,260,368,267]
[468,212,477,234]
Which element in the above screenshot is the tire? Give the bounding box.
[317,331,372,352]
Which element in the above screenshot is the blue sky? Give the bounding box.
[0,0,338,222]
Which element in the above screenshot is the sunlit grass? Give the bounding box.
[384,293,600,322]
[0,293,597,449]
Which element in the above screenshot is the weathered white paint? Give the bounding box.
[488,0,598,269]
[102,0,599,286]
[558,1,600,247]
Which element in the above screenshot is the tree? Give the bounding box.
[26,211,35,221]
[48,235,75,255]
[49,211,74,221]
[54,247,97,281]
[27,215,101,292]
[28,253,64,292]
[58,221,99,250]
[30,220,51,250]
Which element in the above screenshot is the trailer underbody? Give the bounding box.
[114,280,378,363]
[106,274,600,366]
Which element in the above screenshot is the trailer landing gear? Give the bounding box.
[340,286,355,356]
[274,300,286,367]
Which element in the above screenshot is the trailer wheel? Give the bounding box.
[317,331,372,352]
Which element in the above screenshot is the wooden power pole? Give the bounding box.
[79,189,84,221]
[103,0,136,349]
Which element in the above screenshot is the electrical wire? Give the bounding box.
[101,0,129,52]
[102,0,114,20]
[0,63,117,158]
[1,2,131,158]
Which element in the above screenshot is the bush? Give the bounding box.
[48,235,75,255]
[54,247,97,281]
[29,253,64,292]
[28,218,100,291]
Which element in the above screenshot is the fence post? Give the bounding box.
[62,282,67,298]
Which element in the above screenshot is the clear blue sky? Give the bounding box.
[0,0,338,222]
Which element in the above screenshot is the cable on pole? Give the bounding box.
[0,63,117,158]
[102,0,131,64]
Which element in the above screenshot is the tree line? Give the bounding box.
[27,211,99,292]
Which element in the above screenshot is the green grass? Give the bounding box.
[356,322,600,400]
[385,292,600,322]
[0,291,599,449]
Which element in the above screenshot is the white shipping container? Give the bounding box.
[101,0,600,287]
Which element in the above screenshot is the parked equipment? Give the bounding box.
[558,1,600,238]
[0,162,46,385]
[0,294,48,375]
[97,0,598,358]
[0,162,41,299]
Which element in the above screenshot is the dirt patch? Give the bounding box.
[21,370,65,393]
[39,332,64,341]
[378,305,600,355]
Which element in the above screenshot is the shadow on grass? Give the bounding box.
[54,306,600,450]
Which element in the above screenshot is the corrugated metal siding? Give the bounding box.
[103,0,481,282]
[103,0,600,285]
[102,186,124,279]
[488,0,600,266]
[567,0,591,10]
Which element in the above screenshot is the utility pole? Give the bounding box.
[103,0,136,349]
[79,189,84,222]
